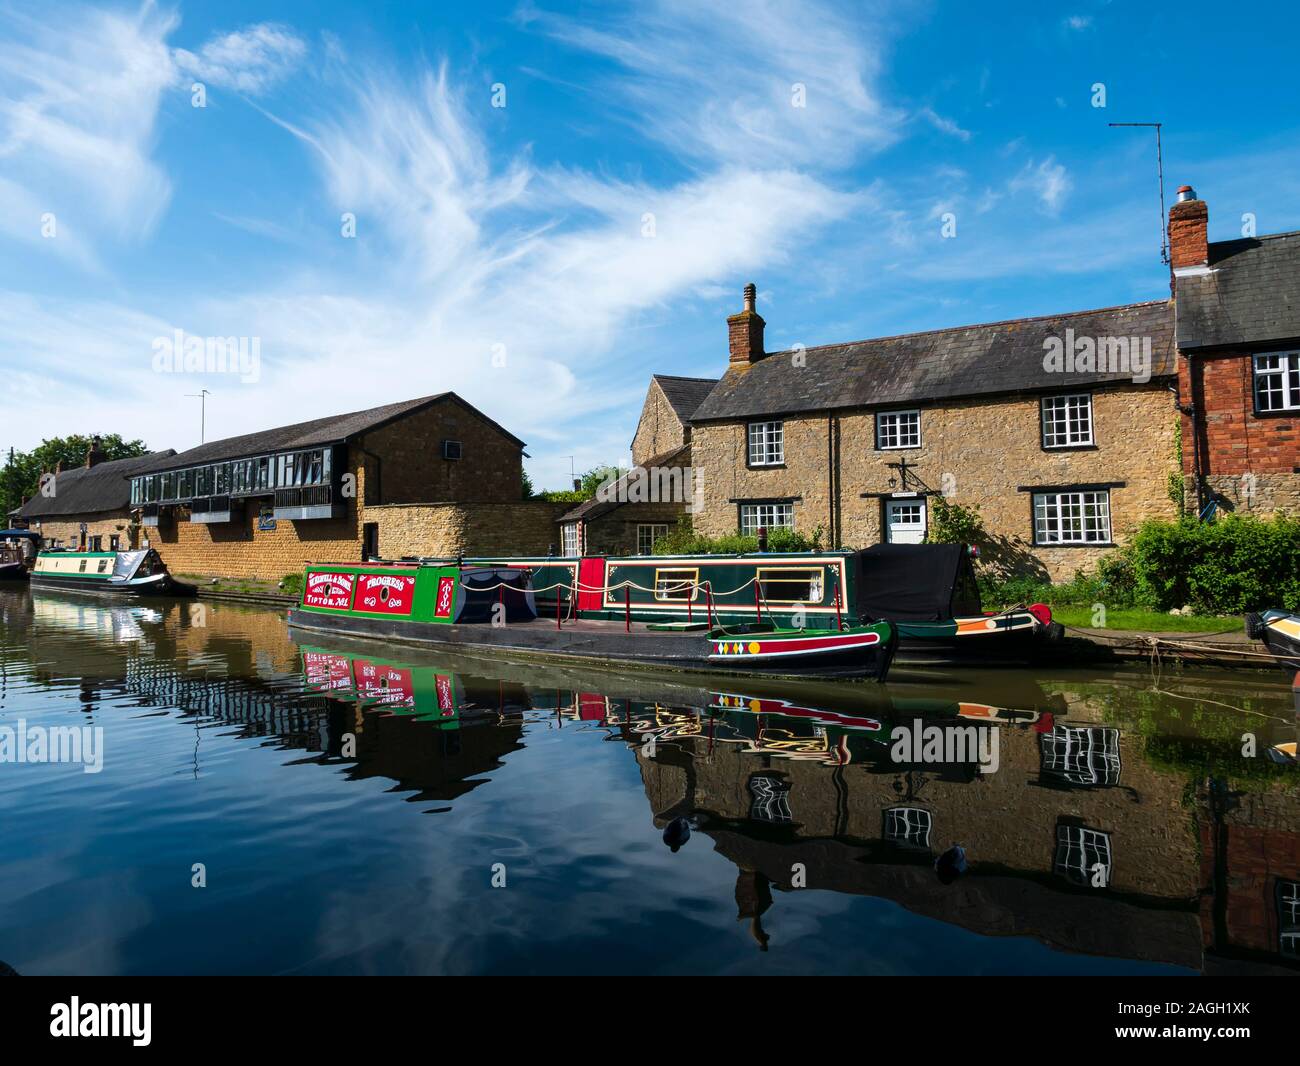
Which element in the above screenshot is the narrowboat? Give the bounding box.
[1245,609,1300,672]
[457,542,1058,663]
[0,529,39,581]
[286,560,896,681]
[30,549,196,597]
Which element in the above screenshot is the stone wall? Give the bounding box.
[583,501,685,555]
[1180,349,1300,515]
[360,398,523,504]
[29,513,139,551]
[365,500,571,559]
[631,379,687,466]
[690,384,1180,581]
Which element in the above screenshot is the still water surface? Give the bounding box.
[1,586,1297,975]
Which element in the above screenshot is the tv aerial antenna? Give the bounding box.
[1109,122,1169,264]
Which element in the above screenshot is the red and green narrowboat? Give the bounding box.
[287,560,896,681]
[460,543,1057,663]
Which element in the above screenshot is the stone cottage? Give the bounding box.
[685,284,1182,581]
[11,441,176,550]
[557,374,716,555]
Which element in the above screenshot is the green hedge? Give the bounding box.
[1129,514,1300,613]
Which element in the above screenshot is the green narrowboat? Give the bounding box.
[459,543,1056,662]
[286,560,896,681]
[30,549,196,597]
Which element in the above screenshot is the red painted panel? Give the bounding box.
[353,659,414,708]
[435,674,456,715]
[303,652,352,692]
[577,558,605,612]
[433,576,456,618]
[354,572,417,615]
[304,570,356,610]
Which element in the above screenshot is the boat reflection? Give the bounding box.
[3,584,1297,974]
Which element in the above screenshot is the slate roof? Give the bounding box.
[1174,230,1300,351]
[559,443,692,523]
[690,301,1175,423]
[652,375,719,423]
[13,450,177,518]
[134,392,524,475]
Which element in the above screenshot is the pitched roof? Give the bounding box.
[13,450,177,518]
[134,392,524,474]
[559,443,692,523]
[1175,230,1300,351]
[690,301,1175,423]
[652,374,720,423]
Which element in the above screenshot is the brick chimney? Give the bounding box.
[85,434,105,469]
[1169,184,1208,286]
[727,282,766,368]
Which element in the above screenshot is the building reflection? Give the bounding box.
[4,585,1298,973]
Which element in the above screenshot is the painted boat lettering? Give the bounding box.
[304,571,355,610]
[355,573,417,616]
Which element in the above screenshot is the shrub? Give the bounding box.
[925,498,984,545]
[1130,514,1300,613]
[280,572,304,597]
[650,517,824,555]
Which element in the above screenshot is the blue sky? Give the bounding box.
[2,0,1298,489]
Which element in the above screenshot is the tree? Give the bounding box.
[0,434,149,519]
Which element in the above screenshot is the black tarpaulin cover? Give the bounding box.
[854,544,983,622]
[454,567,538,623]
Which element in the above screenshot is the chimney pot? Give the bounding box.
[1169,182,1208,287]
[727,282,766,369]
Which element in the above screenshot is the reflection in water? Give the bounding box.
[0,584,1297,975]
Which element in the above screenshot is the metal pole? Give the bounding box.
[624,586,631,633]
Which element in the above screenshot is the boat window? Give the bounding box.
[98,559,109,572]
[654,567,699,602]
[78,559,87,572]
[757,567,823,604]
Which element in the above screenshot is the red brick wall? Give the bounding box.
[1181,350,1300,476]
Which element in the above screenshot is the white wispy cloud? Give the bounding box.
[172,22,305,93]
[521,0,902,169]
[1065,15,1093,31]
[1009,156,1072,214]
[918,106,971,142]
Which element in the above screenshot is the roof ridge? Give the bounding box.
[764,300,1171,359]
[1212,228,1300,244]
[653,373,720,382]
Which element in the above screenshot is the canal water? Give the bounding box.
[1,586,1297,976]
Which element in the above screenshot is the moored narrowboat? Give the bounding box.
[287,559,896,681]
[0,529,40,581]
[1245,609,1300,672]
[30,549,196,598]
[457,543,1057,663]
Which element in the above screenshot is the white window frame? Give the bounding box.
[747,421,784,466]
[1280,880,1300,958]
[1054,824,1112,887]
[1253,351,1300,413]
[884,807,932,849]
[1041,393,1094,449]
[560,522,580,556]
[1033,489,1111,545]
[876,409,921,450]
[636,523,669,555]
[739,502,794,535]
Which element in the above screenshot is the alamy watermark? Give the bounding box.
[596,465,705,514]
[0,720,103,773]
[1042,328,1151,383]
[890,718,999,774]
[151,329,261,384]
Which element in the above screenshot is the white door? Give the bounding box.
[885,499,927,544]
